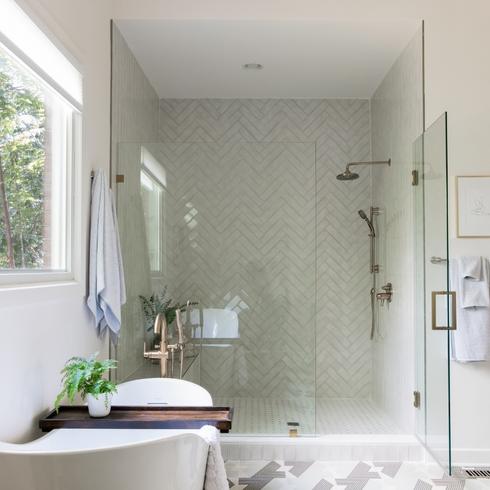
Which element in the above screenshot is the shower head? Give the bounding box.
[336,159,391,182]
[358,209,375,237]
[336,169,359,181]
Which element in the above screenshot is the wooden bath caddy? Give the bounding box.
[39,406,233,433]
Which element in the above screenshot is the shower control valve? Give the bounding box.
[376,282,393,306]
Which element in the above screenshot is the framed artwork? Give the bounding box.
[457,175,490,238]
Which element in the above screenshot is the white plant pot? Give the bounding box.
[86,393,112,418]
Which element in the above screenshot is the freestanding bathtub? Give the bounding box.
[0,379,214,490]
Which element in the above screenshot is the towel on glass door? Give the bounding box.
[451,257,490,362]
[458,256,490,308]
[87,169,126,343]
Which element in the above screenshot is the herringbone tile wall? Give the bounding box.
[371,29,423,432]
[158,99,373,400]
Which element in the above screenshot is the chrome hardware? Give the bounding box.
[168,307,186,379]
[369,287,376,340]
[412,169,419,186]
[143,313,168,377]
[336,159,391,181]
[376,282,393,306]
[431,290,457,331]
[167,300,198,378]
[359,207,380,274]
[430,256,448,264]
[359,206,382,339]
[413,390,421,408]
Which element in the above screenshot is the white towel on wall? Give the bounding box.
[87,169,126,343]
[460,256,483,281]
[458,256,490,308]
[198,425,229,490]
[451,257,490,362]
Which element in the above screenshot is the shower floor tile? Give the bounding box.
[315,398,401,434]
[213,397,401,435]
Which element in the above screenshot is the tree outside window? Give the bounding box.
[0,43,74,272]
[0,49,45,269]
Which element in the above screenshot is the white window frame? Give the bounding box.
[0,0,82,287]
[140,147,166,277]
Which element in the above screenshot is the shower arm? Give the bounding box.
[346,159,391,173]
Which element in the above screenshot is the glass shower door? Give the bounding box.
[114,140,317,435]
[414,113,452,471]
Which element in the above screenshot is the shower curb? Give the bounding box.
[220,434,424,462]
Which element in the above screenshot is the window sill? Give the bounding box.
[0,271,76,290]
[0,274,85,309]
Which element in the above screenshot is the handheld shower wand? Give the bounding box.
[358,207,380,340]
[358,209,375,237]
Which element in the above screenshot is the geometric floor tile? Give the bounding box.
[238,462,286,489]
[226,461,490,489]
[334,461,382,488]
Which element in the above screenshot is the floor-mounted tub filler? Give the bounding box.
[0,379,227,490]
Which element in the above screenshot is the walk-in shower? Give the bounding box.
[110,18,424,442]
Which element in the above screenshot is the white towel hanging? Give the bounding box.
[458,256,490,308]
[451,257,490,362]
[86,169,126,343]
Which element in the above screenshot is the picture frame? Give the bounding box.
[456,175,490,238]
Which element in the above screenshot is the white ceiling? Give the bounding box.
[115,19,421,99]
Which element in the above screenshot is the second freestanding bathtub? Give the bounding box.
[0,379,216,490]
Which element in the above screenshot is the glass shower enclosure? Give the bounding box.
[414,113,453,472]
[114,141,317,435]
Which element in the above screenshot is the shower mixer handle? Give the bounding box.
[376,282,393,305]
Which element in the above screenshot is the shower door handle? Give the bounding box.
[431,291,457,330]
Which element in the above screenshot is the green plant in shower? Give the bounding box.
[54,353,117,412]
[139,285,197,332]
[139,285,177,331]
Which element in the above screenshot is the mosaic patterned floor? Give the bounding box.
[214,397,401,434]
[225,460,490,489]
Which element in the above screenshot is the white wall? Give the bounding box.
[114,0,490,455]
[0,0,112,442]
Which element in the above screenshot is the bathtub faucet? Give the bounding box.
[168,300,198,378]
[143,312,169,377]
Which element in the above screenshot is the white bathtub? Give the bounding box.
[0,379,214,490]
[113,377,213,406]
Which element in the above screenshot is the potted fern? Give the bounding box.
[139,286,198,337]
[55,353,117,417]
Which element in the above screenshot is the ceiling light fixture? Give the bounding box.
[242,63,263,70]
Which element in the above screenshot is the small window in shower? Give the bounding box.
[140,147,166,274]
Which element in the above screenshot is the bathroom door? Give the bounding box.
[414,113,452,472]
